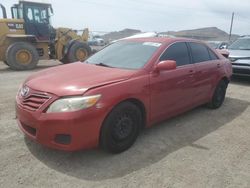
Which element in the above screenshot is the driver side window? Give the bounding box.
[160,42,191,66]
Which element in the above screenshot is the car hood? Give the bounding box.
[25,62,136,96]
[228,49,250,59]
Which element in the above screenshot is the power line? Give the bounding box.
[229,12,234,42]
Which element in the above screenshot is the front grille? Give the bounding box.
[20,93,51,111]
[232,63,250,67]
[233,68,250,75]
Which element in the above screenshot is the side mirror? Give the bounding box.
[219,45,228,50]
[155,60,177,72]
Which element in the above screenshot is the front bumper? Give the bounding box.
[232,64,250,76]
[16,101,107,151]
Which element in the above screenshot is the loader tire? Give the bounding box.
[67,42,91,63]
[3,61,9,66]
[60,56,69,64]
[6,42,39,70]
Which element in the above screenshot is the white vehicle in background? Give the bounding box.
[122,32,158,39]
[88,35,105,46]
[207,41,229,49]
[112,32,158,43]
[228,36,250,76]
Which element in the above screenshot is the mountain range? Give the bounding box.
[101,27,239,42]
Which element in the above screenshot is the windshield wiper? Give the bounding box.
[95,63,113,68]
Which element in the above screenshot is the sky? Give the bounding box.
[1,0,250,35]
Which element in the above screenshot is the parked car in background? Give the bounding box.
[88,35,105,46]
[16,37,232,153]
[207,41,229,49]
[228,36,250,76]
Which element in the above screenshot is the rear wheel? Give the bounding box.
[6,42,39,70]
[207,80,227,109]
[100,102,142,153]
[61,42,91,64]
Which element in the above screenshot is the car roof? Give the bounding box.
[239,36,250,39]
[124,37,202,44]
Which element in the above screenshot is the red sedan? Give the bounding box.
[16,37,232,153]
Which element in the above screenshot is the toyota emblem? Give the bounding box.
[20,86,30,98]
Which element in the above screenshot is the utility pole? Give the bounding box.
[229,12,235,42]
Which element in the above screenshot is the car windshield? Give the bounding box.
[228,38,250,50]
[86,41,161,69]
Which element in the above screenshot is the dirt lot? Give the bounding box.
[0,61,250,188]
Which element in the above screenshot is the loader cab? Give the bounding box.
[11,1,53,41]
[0,4,7,18]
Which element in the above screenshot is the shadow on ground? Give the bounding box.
[0,61,62,73]
[231,75,250,86]
[25,97,249,181]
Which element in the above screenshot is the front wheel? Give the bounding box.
[207,80,227,109]
[6,42,39,70]
[100,102,142,154]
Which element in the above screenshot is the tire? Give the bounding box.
[3,61,9,66]
[207,80,227,109]
[91,49,98,54]
[64,42,91,63]
[60,56,68,64]
[6,42,39,70]
[100,102,142,154]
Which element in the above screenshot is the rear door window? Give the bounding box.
[160,42,190,66]
[189,42,211,63]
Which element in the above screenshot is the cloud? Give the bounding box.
[1,0,250,35]
[203,0,250,17]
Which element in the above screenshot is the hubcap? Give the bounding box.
[76,48,87,61]
[112,114,133,141]
[16,50,32,64]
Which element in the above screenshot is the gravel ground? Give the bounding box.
[0,61,250,188]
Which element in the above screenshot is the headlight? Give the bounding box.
[47,94,101,113]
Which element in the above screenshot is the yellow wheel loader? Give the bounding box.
[0,1,91,70]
